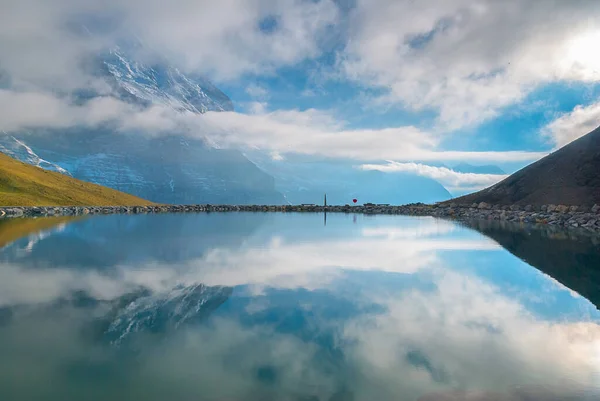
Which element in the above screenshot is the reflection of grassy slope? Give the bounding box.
[0,152,154,206]
[0,216,84,248]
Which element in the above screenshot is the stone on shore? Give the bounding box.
[0,202,600,232]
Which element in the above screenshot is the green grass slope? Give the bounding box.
[0,152,154,206]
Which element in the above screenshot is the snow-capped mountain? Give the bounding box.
[105,283,233,345]
[103,47,234,113]
[0,47,284,205]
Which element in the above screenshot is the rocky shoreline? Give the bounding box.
[1,202,600,231]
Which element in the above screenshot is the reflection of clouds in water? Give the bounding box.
[134,319,344,400]
[0,220,499,306]
[342,270,600,399]
[0,263,132,307]
[4,272,598,401]
[0,310,344,401]
[362,219,457,239]
[1,216,600,399]
[191,236,498,291]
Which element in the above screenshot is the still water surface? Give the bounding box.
[1,213,600,400]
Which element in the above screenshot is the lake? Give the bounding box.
[1,212,600,401]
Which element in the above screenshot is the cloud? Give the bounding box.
[3,0,586,167]
[3,0,600,147]
[361,161,507,192]
[0,89,546,163]
[0,89,139,131]
[339,0,600,130]
[0,0,340,89]
[245,84,269,98]
[0,89,547,164]
[542,101,600,148]
[194,109,546,162]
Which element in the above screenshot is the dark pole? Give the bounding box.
[324,193,327,226]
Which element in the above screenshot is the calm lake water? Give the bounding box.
[1,212,600,401]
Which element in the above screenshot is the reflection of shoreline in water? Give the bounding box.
[0,213,269,269]
[0,216,84,249]
[461,219,600,310]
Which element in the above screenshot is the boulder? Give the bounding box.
[569,206,579,213]
[547,204,557,213]
[477,202,490,210]
[555,205,570,213]
[592,204,600,214]
[6,208,24,217]
[524,204,533,212]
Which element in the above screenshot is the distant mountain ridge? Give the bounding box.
[248,154,452,205]
[454,125,600,206]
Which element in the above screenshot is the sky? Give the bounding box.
[2,0,600,192]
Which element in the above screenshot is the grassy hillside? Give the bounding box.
[0,152,154,206]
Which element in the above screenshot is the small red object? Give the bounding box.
[352,199,357,204]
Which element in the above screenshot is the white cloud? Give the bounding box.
[194,109,546,162]
[0,89,546,163]
[360,162,507,192]
[0,89,139,131]
[0,0,340,89]
[543,101,600,148]
[2,0,600,145]
[340,0,600,130]
[245,84,269,98]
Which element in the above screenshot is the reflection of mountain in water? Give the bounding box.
[0,216,83,250]
[104,283,233,345]
[463,220,600,310]
[10,283,233,347]
[0,213,268,269]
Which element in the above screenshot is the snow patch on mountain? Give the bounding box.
[0,134,71,176]
[103,47,234,114]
